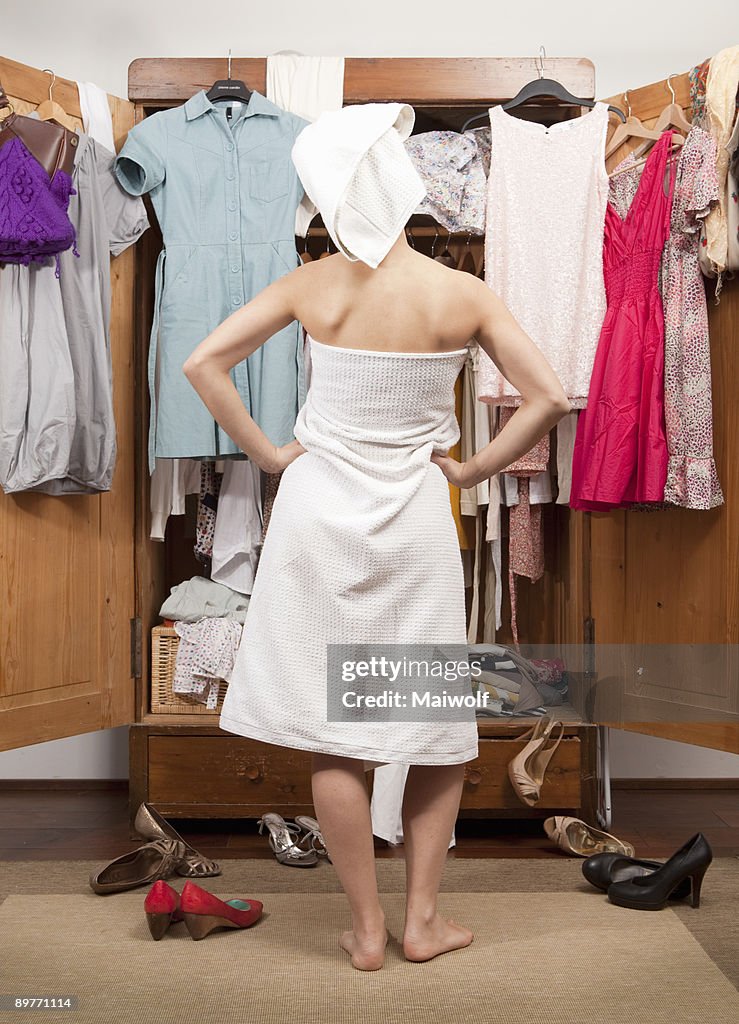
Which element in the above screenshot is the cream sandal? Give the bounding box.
[544,815,635,858]
[507,717,565,806]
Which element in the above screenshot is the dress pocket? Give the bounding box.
[161,246,200,314]
[169,246,199,287]
[249,159,290,203]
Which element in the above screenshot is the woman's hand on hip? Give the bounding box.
[262,439,307,474]
[430,451,472,489]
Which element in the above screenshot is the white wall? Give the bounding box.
[0,727,737,781]
[0,728,129,780]
[2,4,737,779]
[3,0,735,102]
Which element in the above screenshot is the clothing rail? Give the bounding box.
[128,56,595,107]
[304,226,483,239]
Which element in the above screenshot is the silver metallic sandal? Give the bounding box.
[134,802,222,878]
[257,812,318,867]
[294,814,331,860]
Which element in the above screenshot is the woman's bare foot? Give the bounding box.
[403,913,474,962]
[339,921,388,971]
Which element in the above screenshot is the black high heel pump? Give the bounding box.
[607,832,712,911]
[582,852,691,899]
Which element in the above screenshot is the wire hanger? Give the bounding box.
[604,89,665,160]
[457,232,477,273]
[434,226,455,266]
[461,47,626,133]
[300,228,313,264]
[319,228,332,258]
[35,69,78,132]
[206,49,252,106]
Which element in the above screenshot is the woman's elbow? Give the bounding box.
[182,353,205,380]
[539,392,572,423]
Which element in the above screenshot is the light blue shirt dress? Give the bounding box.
[113,90,309,472]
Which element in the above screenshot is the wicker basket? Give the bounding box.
[150,625,228,715]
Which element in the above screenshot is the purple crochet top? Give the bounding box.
[0,134,80,276]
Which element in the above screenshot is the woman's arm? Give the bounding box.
[432,276,572,489]
[182,270,307,473]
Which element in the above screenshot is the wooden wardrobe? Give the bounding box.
[0,54,736,837]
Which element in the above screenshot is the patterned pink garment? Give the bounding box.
[499,406,549,649]
[609,126,724,509]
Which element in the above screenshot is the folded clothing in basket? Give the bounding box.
[172,617,242,709]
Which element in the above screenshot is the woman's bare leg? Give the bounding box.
[400,763,474,961]
[311,752,387,970]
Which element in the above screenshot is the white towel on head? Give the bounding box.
[291,102,426,267]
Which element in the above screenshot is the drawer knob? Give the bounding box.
[465,768,482,786]
[245,764,263,781]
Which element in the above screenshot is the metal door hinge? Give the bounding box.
[130,617,142,679]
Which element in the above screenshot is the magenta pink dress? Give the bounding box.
[569,131,677,511]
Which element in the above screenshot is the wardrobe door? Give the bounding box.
[585,73,739,755]
[585,281,739,755]
[0,57,138,751]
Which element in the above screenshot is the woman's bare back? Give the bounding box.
[289,234,483,355]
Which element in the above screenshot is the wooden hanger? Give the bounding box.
[631,75,691,159]
[35,69,78,132]
[604,90,663,160]
[609,135,684,178]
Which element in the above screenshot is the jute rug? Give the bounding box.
[2,859,737,1024]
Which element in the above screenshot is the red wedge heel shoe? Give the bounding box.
[144,879,185,940]
[179,880,263,940]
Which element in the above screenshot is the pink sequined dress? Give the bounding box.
[569,131,677,510]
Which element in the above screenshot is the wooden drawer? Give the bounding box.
[148,735,315,816]
[460,736,582,812]
[132,725,593,827]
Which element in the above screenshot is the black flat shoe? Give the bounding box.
[582,852,691,899]
[607,833,712,911]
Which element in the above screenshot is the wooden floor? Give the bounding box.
[0,785,737,861]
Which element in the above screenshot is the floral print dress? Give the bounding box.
[608,126,724,509]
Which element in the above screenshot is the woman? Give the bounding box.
[183,107,570,972]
